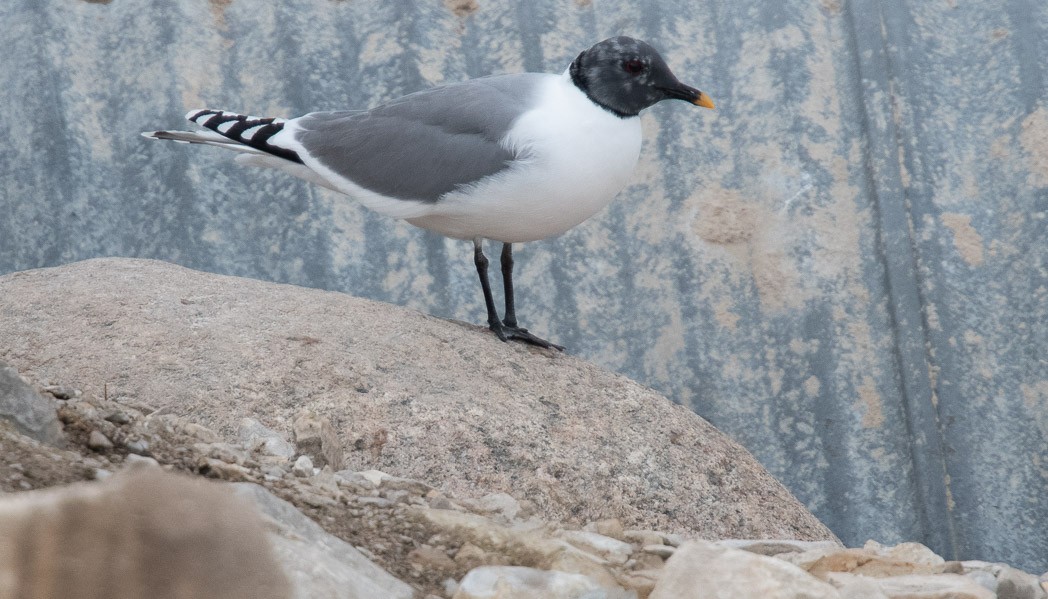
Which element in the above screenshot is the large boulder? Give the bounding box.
[0,258,835,542]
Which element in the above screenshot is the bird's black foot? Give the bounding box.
[488,319,564,351]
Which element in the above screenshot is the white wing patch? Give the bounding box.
[240,124,265,141]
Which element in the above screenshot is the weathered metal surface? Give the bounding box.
[1,0,1045,571]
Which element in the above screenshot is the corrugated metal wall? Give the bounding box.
[2,0,1045,572]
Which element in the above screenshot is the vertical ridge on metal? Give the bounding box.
[841,0,958,559]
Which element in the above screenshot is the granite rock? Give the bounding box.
[0,258,837,543]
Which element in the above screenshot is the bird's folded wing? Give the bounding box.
[292,74,546,203]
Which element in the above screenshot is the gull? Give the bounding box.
[143,36,714,350]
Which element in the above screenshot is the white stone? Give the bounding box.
[358,469,391,487]
[239,417,296,459]
[650,540,842,599]
[875,574,995,599]
[478,492,522,520]
[453,566,629,599]
[863,540,945,566]
[559,530,634,565]
[292,455,314,478]
[124,453,159,467]
[87,430,113,451]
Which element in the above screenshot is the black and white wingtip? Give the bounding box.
[186,109,302,164]
[142,108,303,164]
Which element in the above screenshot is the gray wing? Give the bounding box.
[295,73,548,203]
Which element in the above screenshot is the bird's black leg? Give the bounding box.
[497,242,564,351]
[500,242,518,328]
[474,239,507,342]
[472,239,562,350]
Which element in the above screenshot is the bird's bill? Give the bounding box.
[692,91,715,110]
[659,83,715,110]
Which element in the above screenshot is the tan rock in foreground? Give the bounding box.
[0,466,290,599]
[0,258,836,542]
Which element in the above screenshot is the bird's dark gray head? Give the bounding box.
[569,36,714,118]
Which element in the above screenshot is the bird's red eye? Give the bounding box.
[623,59,644,75]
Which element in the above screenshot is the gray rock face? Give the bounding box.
[0,258,836,543]
[0,361,62,445]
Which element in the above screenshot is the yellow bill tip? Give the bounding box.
[692,92,715,110]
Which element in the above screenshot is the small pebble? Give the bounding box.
[92,468,113,480]
[261,464,287,479]
[642,544,677,559]
[124,454,159,468]
[43,386,80,400]
[105,411,132,425]
[966,570,998,593]
[662,533,684,547]
[183,423,221,443]
[204,442,247,465]
[381,489,411,504]
[356,496,395,508]
[292,455,315,478]
[124,439,150,456]
[624,530,665,547]
[334,470,378,490]
[593,518,626,540]
[87,430,114,451]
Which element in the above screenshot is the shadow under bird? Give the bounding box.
[144,36,714,350]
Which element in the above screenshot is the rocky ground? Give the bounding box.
[3,364,1046,598]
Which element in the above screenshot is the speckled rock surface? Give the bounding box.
[0,258,836,542]
[1,0,1045,571]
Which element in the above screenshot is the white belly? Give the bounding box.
[408,74,643,243]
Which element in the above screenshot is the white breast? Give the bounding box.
[408,73,643,243]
